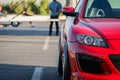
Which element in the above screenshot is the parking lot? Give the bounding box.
[0,21,63,80]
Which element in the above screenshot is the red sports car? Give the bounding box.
[58,0,120,80]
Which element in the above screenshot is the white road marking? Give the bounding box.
[31,67,43,80]
[42,36,50,50]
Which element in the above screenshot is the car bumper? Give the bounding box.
[68,41,120,80]
[71,72,120,80]
[0,21,11,25]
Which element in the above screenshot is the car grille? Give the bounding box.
[109,54,120,71]
[77,54,104,74]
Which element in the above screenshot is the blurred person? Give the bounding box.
[49,0,62,36]
[0,6,3,27]
[0,6,5,16]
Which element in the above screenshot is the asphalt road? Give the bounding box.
[0,21,64,80]
[0,21,64,36]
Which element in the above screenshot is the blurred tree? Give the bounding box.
[14,3,23,14]
[23,0,34,15]
[2,1,15,14]
[39,0,49,15]
[27,0,39,14]
[2,4,10,14]
[1,0,51,15]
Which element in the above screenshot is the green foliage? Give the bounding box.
[2,1,23,14]
[28,1,40,14]
[14,3,24,14]
[1,0,50,15]
[2,1,15,14]
[39,0,50,15]
[2,4,11,14]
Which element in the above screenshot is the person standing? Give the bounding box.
[0,6,5,16]
[49,0,62,36]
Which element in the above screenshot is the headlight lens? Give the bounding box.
[76,35,107,47]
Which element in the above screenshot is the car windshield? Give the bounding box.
[84,0,120,18]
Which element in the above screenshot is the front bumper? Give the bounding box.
[71,72,120,80]
[68,41,120,80]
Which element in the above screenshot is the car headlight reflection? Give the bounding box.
[84,35,94,45]
[76,35,107,47]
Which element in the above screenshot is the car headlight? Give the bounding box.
[76,34,108,47]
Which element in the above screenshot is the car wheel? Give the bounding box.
[11,21,20,27]
[62,41,70,80]
[58,36,63,75]
[3,25,9,27]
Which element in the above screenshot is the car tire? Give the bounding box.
[58,36,63,75]
[3,25,9,27]
[62,41,70,80]
[11,21,20,27]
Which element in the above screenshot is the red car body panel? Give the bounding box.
[83,19,120,39]
[68,41,120,80]
[67,20,120,79]
[60,0,120,80]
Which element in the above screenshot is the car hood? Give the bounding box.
[83,18,120,39]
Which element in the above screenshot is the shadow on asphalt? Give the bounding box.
[0,64,61,80]
[0,27,60,36]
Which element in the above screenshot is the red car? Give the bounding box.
[58,0,120,80]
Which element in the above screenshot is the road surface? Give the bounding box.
[0,21,64,80]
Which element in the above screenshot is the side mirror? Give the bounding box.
[62,6,78,17]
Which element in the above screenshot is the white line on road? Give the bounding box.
[42,36,50,50]
[31,67,43,80]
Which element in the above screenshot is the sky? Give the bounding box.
[0,0,66,6]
